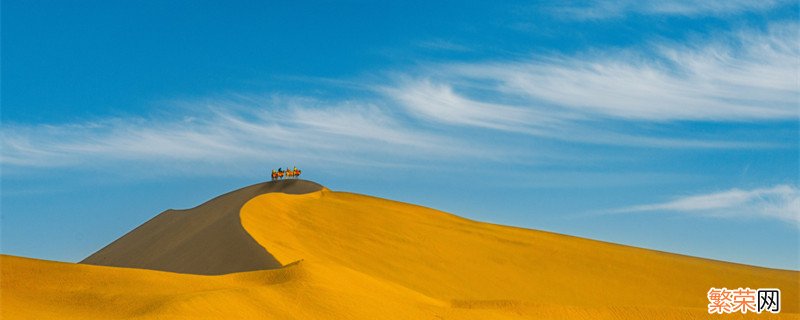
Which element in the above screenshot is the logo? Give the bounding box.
[707,287,780,314]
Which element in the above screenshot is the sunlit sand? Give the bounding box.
[2,180,797,319]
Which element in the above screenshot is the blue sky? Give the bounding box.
[2,0,798,270]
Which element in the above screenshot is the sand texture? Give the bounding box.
[80,179,323,275]
[3,183,797,319]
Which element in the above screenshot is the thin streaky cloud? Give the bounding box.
[2,25,795,173]
[383,79,568,133]
[0,97,479,170]
[380,23,796,148]
[415,39,472,52]
[446,23,798,122]
[613,185,800,226]
[383,78,775,149]
[551,0,789,20]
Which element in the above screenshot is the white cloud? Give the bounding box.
[2,24,796,172]
[614,185,800,226]
[380,23,797,148]
[0,96,476,170]
[441,23,799,122]
[383,79,568,134]
[383,78,773,148]
[415,39,472,52]
[552,0,788,20]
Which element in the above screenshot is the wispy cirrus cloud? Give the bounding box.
[382,79,569,134]
[415,39,472,52]
[613,185,800,226]
[381,23,797,148]
[551,0,790,20]
[381,79,763,148]
[0,96,476,171]
[393,22,797,123]
[2,24,796,171]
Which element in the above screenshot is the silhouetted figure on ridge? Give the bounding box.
[270,166,300,181]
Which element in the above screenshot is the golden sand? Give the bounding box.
[2,189,798,319]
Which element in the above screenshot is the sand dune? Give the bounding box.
[81,179,323,275]
[241,190,799,316]
[2,182,798,319]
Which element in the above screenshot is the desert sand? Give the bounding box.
[2,180,798,319]
[81,180,323,274]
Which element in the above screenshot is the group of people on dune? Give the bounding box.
[271,167,301,181]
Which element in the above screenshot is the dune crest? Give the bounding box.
[80,179,323,275]
[2,181,797,319]
[240,190,799,315]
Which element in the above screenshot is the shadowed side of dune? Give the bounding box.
[80,179,323,275]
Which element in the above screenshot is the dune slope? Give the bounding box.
[242,190,799,316]
[3,184,798,319]
[80,179,323,275]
